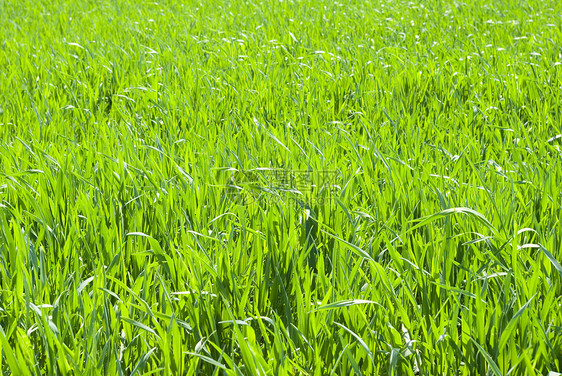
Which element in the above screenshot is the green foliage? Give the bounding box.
[1,0,561,374]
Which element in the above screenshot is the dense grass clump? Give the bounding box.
[1,0,562,374]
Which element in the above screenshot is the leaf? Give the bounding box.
[0,327,30,375]
[320,228,374,261]
[77,276,95,294]
[498,296,535,350]
[311,299,379,312]
[470,337,503,376]
[122,317,160,339]
[538,245,562,277]
[186,352,228,370]
[334,322,374,366]
[219,319,251,326]
[130,347,157,376]
[407,207,497,235]
[389,347,400,376]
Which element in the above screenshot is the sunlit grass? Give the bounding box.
[1,0,561,374]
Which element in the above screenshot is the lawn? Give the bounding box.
[0,0,561,374]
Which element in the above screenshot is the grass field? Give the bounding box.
[1,0,562,374]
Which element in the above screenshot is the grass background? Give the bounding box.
[1,0,561,374]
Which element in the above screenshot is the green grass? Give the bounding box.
[1,0,562,374]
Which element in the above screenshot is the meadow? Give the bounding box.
[1,0,561,374]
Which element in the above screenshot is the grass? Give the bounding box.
[0,0,561,374]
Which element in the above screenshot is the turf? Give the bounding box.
[1,0,561,374]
